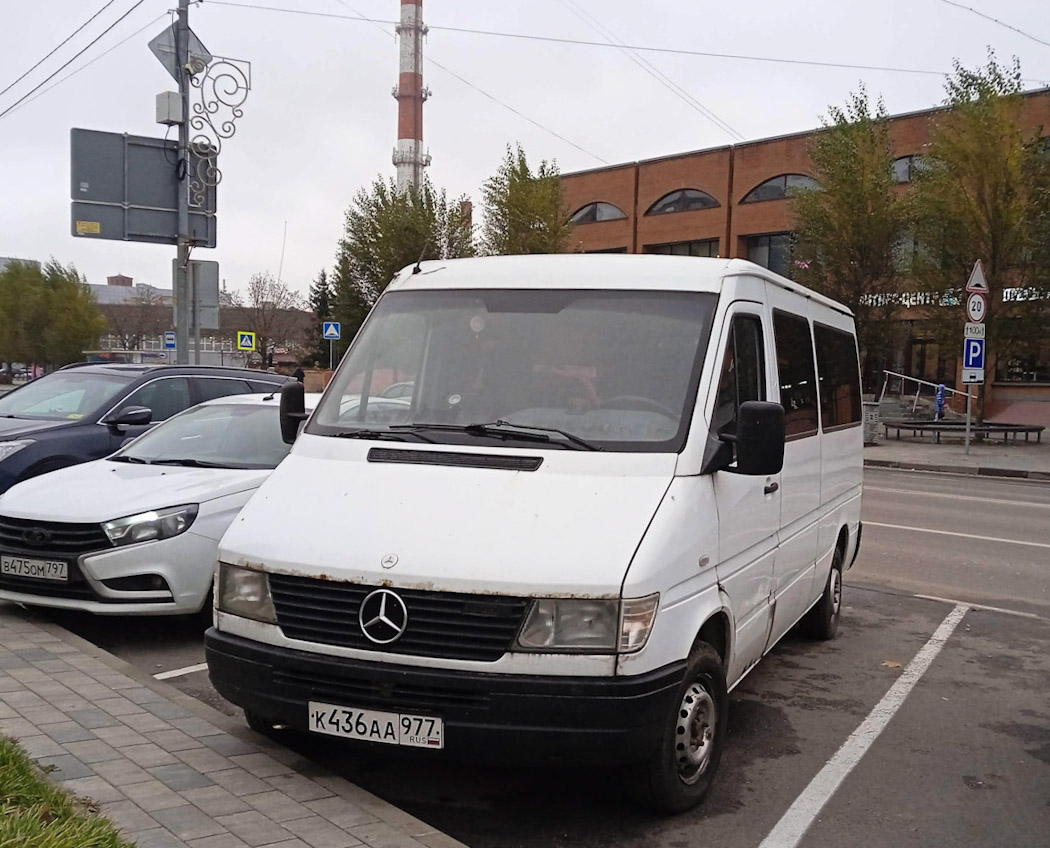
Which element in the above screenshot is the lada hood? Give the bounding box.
[0,459,270,523]
[220,438,677,598]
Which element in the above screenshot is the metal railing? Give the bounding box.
[878,370,971,415]
[877,370,977,453]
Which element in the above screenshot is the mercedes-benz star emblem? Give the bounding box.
[358,589,409,645]
[380,554,398,569]
[22,527,50,546]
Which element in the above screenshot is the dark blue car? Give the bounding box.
[0,364,289,495]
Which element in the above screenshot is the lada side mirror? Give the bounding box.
[279,381,309,444]
[701,401,785,476]
[102,406,153,428]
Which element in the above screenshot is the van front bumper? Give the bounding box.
[205,628,684,766]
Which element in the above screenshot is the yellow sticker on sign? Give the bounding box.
[237,331,256,351]
[76,220,101,235]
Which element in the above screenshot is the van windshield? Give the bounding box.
[309,289,717,452]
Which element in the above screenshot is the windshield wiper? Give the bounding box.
[148,458,239,469]
[331,429,436,444]
[109,455,149,464]
[391,421,601,451]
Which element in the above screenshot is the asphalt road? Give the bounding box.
[27,468,1050,848]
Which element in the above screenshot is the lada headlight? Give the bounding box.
[217,563,277,624]
[102,505,198,546]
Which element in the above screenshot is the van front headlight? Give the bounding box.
[217,562,277,624]
[516,594,659,654]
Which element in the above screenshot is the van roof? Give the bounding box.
[390,255,853,317]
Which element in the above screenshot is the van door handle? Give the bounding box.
[764,482,779,495]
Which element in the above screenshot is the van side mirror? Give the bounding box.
[102,406,153,428]
[701,401,785,476]
[735,401,785,475]
[279,381,308,444]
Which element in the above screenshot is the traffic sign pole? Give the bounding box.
[965,389,972,455]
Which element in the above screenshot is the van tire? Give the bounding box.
[634,642,727,813]
[800,545,843,640]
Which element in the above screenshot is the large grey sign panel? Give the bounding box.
[70,129,216,247]
[172,259,220,330]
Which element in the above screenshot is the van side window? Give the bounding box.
[712,315,765,439]
[772,311,819,439]
[814,324,862,429]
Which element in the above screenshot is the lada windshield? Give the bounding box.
[116,403,291,469]
[309,289,717,452]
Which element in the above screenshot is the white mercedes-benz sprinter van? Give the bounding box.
[206,255,863,812]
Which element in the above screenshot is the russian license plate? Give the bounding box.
[308,701,444,749]
[0,555,67,581]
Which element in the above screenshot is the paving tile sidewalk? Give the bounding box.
[0,605,467,848]
[864,436,1050,480]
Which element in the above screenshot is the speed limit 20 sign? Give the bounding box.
[966,292,986,323]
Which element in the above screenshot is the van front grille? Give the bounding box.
[272,667,491,713]
[268,574,529,662]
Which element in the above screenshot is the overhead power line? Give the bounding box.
[0,0,149,121]
[937,0,1050,50]
[206,1,1016,80]
[557,0,744,141]
[1,13,168,121]
[0,0,122,100]
[324,0,608,164]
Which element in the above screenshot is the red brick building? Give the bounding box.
[560,89,1050,424]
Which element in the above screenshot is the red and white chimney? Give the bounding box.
[392,0,431,192]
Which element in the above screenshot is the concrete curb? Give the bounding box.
[864,458,1050,481]
[9,609,469,848]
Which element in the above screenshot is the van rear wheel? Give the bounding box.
[800,545,843,640]
[634,642,727,813]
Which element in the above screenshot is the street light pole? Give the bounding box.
[174,0,191,365]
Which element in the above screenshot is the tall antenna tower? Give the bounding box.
[392,0,431,192]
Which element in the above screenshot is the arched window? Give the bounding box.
[569,202,627,224]
[892,155,927,184]
[740,174,820,204]
[645,189,720,215]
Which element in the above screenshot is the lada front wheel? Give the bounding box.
[636,642,727,813]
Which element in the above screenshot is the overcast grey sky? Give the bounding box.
[2,0,1048,299]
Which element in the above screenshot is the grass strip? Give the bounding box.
[0,735,134,848]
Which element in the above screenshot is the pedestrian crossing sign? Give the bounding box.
[237,331,256,351]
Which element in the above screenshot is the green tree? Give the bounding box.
[480,144,574,255]
[305,269,334,367]
[0,260,105,368]
[911,52,1050,420]
[791,87,909,380]
[332,177,473,342]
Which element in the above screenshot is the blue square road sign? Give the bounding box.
[323,321,341,340]
[963,338,985,369]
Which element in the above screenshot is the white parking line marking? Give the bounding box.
[914,594,1039,619]
[758,604,968,848]
[153,662,208,680]
[866,521,1050,550]
[864,486,1050,510]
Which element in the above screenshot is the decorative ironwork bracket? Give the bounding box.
[187,56,251,208]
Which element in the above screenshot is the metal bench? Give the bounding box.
[882,420,1044,444]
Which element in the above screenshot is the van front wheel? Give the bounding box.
[635,642,727,813]
[800,545,843,640]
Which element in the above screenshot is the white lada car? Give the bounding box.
[0,392,318,616]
